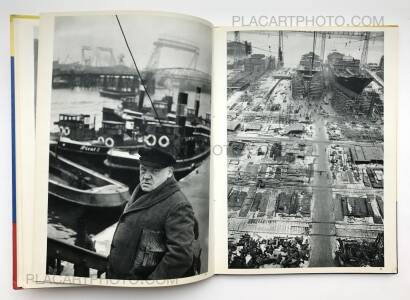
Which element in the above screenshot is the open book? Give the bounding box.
[11,12,397,289]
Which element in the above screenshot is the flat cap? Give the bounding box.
[138,147,176,168]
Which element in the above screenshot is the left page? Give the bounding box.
[32,11,214,287]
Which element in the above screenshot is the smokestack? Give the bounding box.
[194,87,201,117]
[131,76,138,92]
[176,92,188,127]
[164,96,173,113]
[138,85,145,112]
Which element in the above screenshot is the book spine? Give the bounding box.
[10,15,21,290]
[11,48,18,291]
[10,15,40,289]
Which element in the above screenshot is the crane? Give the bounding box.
[95,47,116,66]
[320,33,326,63]
[310,32,317,76]
[360,32,371,67]
[277,31,284,68]
[318,31,382,66]
[234,31,240,42]
[81,46,93,66]
[235,31,282,68]
[146,38,200,70]
[80,46,117,66]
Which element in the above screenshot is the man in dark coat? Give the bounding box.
[107,147,196,280]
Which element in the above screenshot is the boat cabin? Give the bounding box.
[99,121,125,136]
[96,121,128,147]
[152,100,170,119]
[54,114,95,141]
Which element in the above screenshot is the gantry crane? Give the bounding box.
[317,31,382,66]
[277,31,284,68]
[146,38,200,70]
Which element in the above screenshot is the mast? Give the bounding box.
[115,15,163,127]
[360,32,370,68]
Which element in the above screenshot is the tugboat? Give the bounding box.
[52,86,211,186]
[103,88,211,188]
[49,151,129,207]
[52,113,140,168]
[98,74,139,99]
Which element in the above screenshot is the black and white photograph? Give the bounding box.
[226,30,385,269]
[45,14,212,280]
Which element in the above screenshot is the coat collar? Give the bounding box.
[123,176,180,214]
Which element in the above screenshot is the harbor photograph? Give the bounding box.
[226,30,385,269]
[45,14,212,280]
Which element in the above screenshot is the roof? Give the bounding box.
[284,123,305,133]
[350,145,383,163]
[362,146,383,162]
[59,114,90,118]
[244,123,262,131]
[123,109,143,116]
[228,121,241,131]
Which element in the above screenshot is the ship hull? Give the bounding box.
[328,68,373,97]
[54,138,140,171]
[292,71,324,100]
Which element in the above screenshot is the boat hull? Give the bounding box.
[49,152,130,208]
[48,184,128,208]
[99,89,137,99]
[55,139,140,171]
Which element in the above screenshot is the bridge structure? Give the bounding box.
[52,39,210,92]
[146,38,200,70]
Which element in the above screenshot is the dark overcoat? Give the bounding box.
[107,176,195,280]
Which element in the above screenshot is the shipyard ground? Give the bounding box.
[227,69,384,268]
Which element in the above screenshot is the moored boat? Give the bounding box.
[99,89,137,99]
[103,90,211,188]
[49,151,130,207]
[98,74,139,99]
[52,113,141,167]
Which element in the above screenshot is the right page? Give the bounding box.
[213,27,397,274]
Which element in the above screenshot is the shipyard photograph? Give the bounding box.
[46,14,212,280]
[226,30,384,269]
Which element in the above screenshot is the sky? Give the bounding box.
[53,14,212,75]
[227,31,384,67]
